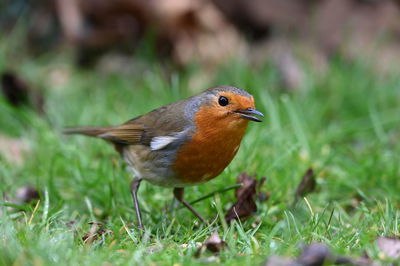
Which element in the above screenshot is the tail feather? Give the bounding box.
[63,126,110,137]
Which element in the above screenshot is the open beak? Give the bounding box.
[234,108,264,122]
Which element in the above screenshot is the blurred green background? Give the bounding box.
[1,0,400,265]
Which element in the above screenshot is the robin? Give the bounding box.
[64,85,263,229]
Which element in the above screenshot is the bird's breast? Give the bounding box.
[172,109,249,184]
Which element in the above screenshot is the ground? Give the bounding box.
[1,49,400,265]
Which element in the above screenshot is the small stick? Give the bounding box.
[186,184,243,206]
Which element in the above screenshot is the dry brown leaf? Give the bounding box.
[264,255,295,266]
[204,231,227,253]
[296,242,332,265]
[335,255,375,266]
[376,236,400,259]
[235,173,256,199]
[298,243,378,266]
[295,168,316,201]
[225,173,257,223]
[0,71,44,113]
[66,220,77,228]
[0,134,30,165]
[264,243,377,266]
[195,231,227,257]
[15,186,40,204]
[82,222,111,244]
[225,173,269,222]
[1,72,30,107]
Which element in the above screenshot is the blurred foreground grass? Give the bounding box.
[1,46,400,265]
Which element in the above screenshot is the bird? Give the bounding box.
[64,85,264,230]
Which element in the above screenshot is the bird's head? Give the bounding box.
[193,86,264,130]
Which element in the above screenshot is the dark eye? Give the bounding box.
[218,96,229,106]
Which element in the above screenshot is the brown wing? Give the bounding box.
[65,97,193,146]
[98,123,145,144]
[100,98,192,145]
[64,124,145,145]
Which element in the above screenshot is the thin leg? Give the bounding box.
[173,187,208,225]
[130,177,143,230]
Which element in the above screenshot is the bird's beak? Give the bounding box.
[234,108,264,122]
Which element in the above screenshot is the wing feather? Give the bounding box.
[99,123,145,144]
[150,136,178,150]
[92,97,193,147]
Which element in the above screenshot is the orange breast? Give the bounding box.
[172,105,249,184]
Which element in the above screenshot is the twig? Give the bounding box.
[188,184,242,206]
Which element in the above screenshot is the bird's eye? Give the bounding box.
[218,96,229,106]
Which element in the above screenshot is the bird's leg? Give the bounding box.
[173,187,208,225]
[130,177,144,231]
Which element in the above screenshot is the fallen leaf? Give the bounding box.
[1,72,30,107]
[0,134,30,165]
[225,173,257,223]
[15,186,40,203]
[82,222,111,244]
[296,242,332,266]
[195,231,227,257]
[235,173,256,199]
[298,243,378,266]
[343,193,363,213]
[65,220,77,228]
[264,255,295,266]
[204,231,227,253]
[264,243,378,266]
[294,168,316,202]
[376,236,400,259]
[334,255,375,266]
[0,71,44,113]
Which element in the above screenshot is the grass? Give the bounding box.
[1,43,400,265]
